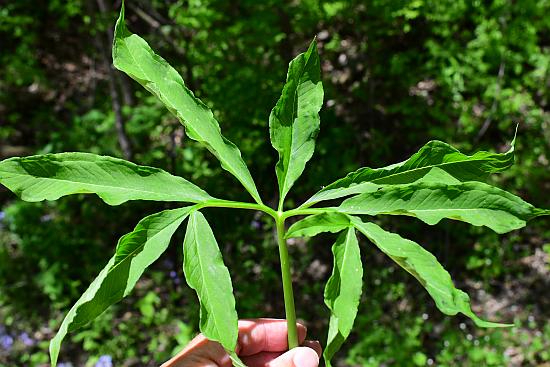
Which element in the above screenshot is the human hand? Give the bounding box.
[161,318,322,367]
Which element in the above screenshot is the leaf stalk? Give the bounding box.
[197,198,337,350]
[276,213,299,349]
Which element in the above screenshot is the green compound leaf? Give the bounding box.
[113,4,262,204]
[183,211,238,352]
[270,39,323,205]
[350,217,511,328]
[50,207,192,366]
[0,153,213,205]
[286,212,350,238]
[305,136,516,205]
[337,181,549,234]
[324,228,363,367]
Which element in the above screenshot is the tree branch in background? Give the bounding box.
[96,0,133,160]
[117,74,135,107]
[475,61,506,143]
[129,2,188,58]
[476,15,508,144]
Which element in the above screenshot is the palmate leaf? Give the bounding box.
[324,227,363,367]
[305,136,516,205]
[337,181,549,234]
[183,211,238,352]
[270,40,323,205]
[0,153,212,205]
[287,212,509,327]
[349,217,510,327]
[113,4,262,204]
[50,207,192,366]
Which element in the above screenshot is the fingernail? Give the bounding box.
[293,348,319,367]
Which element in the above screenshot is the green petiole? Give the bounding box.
[195,198,334,349]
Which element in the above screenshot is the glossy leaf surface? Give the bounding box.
[338,181,549,233]
[324,228,363,367]
[306,138,515,205]
[113,4,261,204]
[183,211,238,351]
[270,40,323,204]
[350,217,510,327]
[50,207,192,366]
[0,153,212,205]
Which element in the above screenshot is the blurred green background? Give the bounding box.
[1,0,549,366]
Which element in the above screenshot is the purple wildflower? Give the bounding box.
[0,335,14,351]
[0,211,5,221]
[19,332,34,346]
[58,363,74,367]
[169,270,181,285]
[162,259,175,269]
[95,354,113,367]
[170,270,181,285]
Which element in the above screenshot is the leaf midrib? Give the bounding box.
[3,169,198,198]
[330,228,356,319]
[281,49,315,195]
[348,207,518,215]
[334,152,511,190]
[119,34,241,189]
[387,253,451,301]
[356,223,452,309]
[191,215,227,343]
[370,155,505,183]
[110,210,188,288]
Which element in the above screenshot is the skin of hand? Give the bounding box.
[161,319,322,367]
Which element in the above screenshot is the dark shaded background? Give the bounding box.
[0,0,549,366]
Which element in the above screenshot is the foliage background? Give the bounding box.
[0,0,549,366]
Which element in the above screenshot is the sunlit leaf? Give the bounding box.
[305,136,516,205]
[350,217,510,327]
[324,227,362,367]
[338,181,549,233]
[183,211,238,351]
[0,153,212,205]
[50,207,192,366]
[270,39,323,205]
[113,4,262,204]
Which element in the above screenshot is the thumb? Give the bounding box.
[267,347,320,367]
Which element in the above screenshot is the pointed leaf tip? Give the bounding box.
[338,181,545,234]
[309,37,318,51]
[269,39,324,203]
[0,153,213,205]
[112,8,262,204]
[305,132,519,206]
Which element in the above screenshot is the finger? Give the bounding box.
[266,347,319,367]
[161,334,231,367]
[301,341,322,357]
[241,341,322,367]
[237,319,307,356]
[241,352,283,367]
